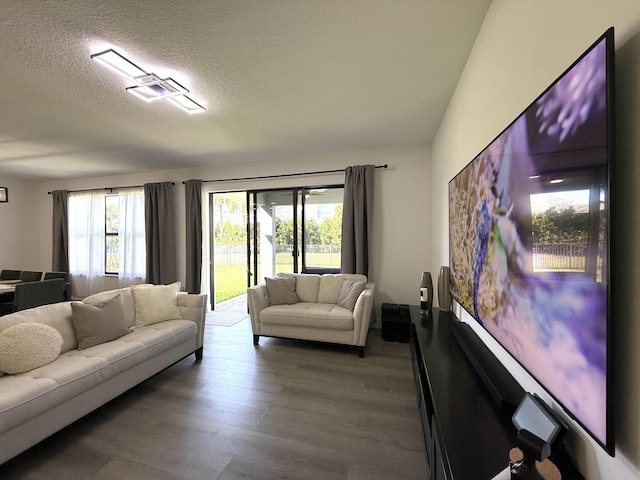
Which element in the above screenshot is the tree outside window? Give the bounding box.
[105,195,119,274]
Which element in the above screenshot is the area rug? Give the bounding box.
[206,312,248,327]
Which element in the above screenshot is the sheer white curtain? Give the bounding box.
[68,188,146,297]
[118,188,146,286]
[68,191,107,297]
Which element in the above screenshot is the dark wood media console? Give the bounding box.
[410,306,583,480]
[410,306,514,479]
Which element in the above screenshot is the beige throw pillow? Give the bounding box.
[265,276,298,305]
[131,282,182,326]
[0,323,63,374]
[71,294,130,350]
[336,279,367,311]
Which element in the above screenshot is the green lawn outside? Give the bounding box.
[214,264,247,304]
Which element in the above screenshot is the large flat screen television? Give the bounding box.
[448,28,614,454]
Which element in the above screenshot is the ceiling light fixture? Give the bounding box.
[91,48,205,113]
[126,75,189,102]
[91,49,146,80]
[168,94,207,114]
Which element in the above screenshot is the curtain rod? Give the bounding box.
[185,164,388,184]
[47,182,175,195]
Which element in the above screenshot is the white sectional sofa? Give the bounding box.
[248,272,375,357]
[0,284,207,466]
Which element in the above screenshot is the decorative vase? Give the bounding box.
[438,266,452,312]
[420,272,433,311]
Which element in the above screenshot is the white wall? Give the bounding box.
[0,177,40,270]
[431,1,640,478]
[28,145,430,321]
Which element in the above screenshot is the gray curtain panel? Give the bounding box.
[341,165,375,277]
[144,182,177,285]
[184,179,202,293]
[51,190,69,272]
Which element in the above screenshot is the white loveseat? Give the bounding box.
[248,273,375,357]
[0,284,207,466]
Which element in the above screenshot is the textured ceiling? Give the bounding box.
[0,0,491,181]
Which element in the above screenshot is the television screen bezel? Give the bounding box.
[447,27,615,455]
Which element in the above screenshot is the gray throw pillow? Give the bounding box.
[71,294,130,350]
[336,279,367,311]
[265,276,299,305]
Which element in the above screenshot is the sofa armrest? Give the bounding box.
[352,282,375,346]
[178,293,208,350]
[247,284,269,335]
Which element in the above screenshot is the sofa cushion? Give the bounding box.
[317,275,345,304]
[0,323,63,374]
[260,303,354,331]
[265,277,298,305]
[336,279,367,311]
[71,294,130,350]
[0,302,77,353]
[131,283,182,327]
[293,275,320,303]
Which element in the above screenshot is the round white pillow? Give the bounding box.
[0,323,63,374]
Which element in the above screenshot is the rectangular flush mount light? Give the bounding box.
[91,48,206,113]
[91,49,146,79]
[169,95,206,114]
[126,75,189,102]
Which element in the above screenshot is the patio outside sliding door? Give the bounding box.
[248,186,343,286]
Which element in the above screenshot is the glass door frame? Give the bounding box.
[247,184,343,286]
[208,190,249,311]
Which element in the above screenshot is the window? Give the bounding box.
[105,195,119,274]
[68,188,145,296]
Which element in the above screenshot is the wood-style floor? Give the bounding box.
[0,316,427,480]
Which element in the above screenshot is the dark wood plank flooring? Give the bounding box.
[0,316,427,479]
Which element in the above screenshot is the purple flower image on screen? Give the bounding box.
[536,42,606,143]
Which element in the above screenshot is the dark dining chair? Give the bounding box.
[19,271,43,282]
[43,272,71,300]
[0,278,65,314]
[0,269,21,280]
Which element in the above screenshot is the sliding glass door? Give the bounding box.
[248,186,343,285]
[209,191,248,309]
[249,189,298,282]
[208,185,343,310]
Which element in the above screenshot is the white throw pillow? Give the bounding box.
[131,282,182,327]
[0,323,63,374]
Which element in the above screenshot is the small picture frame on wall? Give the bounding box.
[0,187,7,203]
